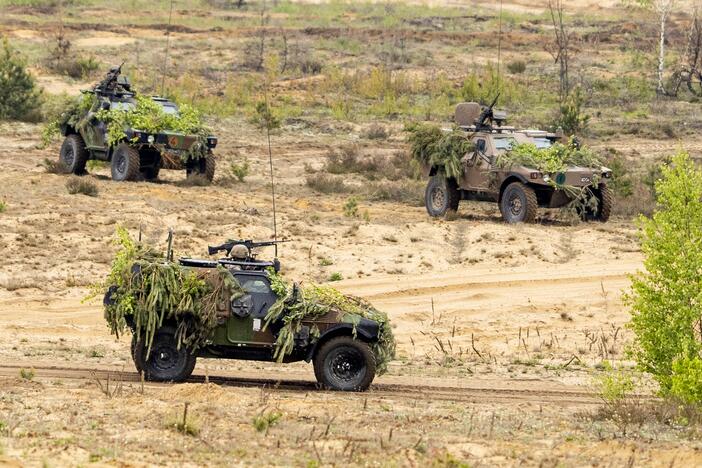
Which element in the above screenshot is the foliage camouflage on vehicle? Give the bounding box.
[264,270,396,374]
[407,123,475,180]
[410,101,613,223]
[100,227,244,356]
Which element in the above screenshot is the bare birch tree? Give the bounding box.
[546,0,571,100]
[639,0,677,95]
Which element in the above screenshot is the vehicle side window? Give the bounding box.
[476,139,487,153]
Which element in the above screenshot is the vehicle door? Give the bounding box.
[226,273,279,345]
[463,136,493,191]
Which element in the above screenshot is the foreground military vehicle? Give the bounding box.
[105,238,393,392]
[57,65,217,182]
[421,101,613,223]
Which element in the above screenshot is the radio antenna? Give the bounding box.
[497,0,504,83]
[161,0,174,96]
[263,85,278,258]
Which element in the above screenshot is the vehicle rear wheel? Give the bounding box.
[500,182,538,223]
[111,143,141,181]
[313,336,376,391]
[137,326,196,382]
[59,134,89,175]
[425,175,460,217]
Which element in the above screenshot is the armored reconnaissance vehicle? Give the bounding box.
[104,235,394,391]
[417,100,613,223]
[56,64,217,182]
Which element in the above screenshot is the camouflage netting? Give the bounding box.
[264,270,396,375]
[407,123,475,180]
[495,140,603,174]
[101,228,244,356]
[43,91,211,163]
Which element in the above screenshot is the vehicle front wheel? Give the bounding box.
[595,184,613,222]
[135,326,196,382]
[425,175,460,217]
[59,134,89,175]
[313,336,376,391]
[500,182,538,223]
[111,143,141,181]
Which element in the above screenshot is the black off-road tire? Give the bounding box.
[131,334,143,374]
[204,152,216,182]
[425,175,460,217]
[142,165,160,181]
[313,336,376,392]
[135,326,196,382]
[111,143,141,181]
[596,185,613,222]
[500,182,538,223]
[59,134,89,175]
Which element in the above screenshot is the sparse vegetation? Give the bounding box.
[328,272,342,282]
[19,368,34,380]
[165,403,200,437]
[252,410,282,433]
[0,200,6,213]
[343,196,359,217]
[66,177,98,197]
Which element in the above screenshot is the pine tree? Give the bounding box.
[0,38,41,121]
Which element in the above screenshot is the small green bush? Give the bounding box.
[66,177,98,197]
[328,272,343,282]
[230,158,250,182]
[252,410,282,432]
[506,60,526,74]
[670,356,702,405]
[19,368,34,380]
[0,200,6,213]
[343,196,359,217]
[305,174,351,194]
[553,86,589,136]
[0,37,41,121]
[628,152,702,392]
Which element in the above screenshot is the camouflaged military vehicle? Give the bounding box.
[57,65,217,182]
[422,101,613,223]
[105,238,394,392]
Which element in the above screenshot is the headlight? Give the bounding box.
[147,135,155,144]
[543,174,551,183]
[602,171,612,179]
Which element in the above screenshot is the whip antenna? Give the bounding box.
[263,85,278,258]
[161,0,174,95]
[497,0,504,84]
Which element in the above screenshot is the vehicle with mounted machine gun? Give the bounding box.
[410,98,613,223]
[103,232,395,391]
[54,63,217,182]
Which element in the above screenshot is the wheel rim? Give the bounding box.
[329,347,365,383]
[115,152,127,175]
[430,186,446,212]
[63,145,75,167]
[151,342,181,373]
[509,193,523,216]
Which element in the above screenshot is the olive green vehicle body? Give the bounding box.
[57,68,217,182]
[422,102,613,223]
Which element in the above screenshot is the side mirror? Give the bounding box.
[100,101,110,111]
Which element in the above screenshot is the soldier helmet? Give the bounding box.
[229,245,250,259]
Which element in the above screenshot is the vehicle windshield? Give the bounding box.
[493,137,518,151]
[158,101,179,115]
[110,101,135,111]
[530,137,553,149]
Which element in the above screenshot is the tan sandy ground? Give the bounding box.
[1,0,701,465]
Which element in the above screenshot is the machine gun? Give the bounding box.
[206,239,288,272]
[208,239,286,257]
[94,61,128,96]
[475,93,500,130]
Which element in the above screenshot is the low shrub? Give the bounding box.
[343,196,359,217]
[0,200,5,213]
[230,157,250,182]
[42,158,70,174]
[362,123,389,140]
[507,60,526,74]
[66,177,98,197]
[305,174,351,194]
